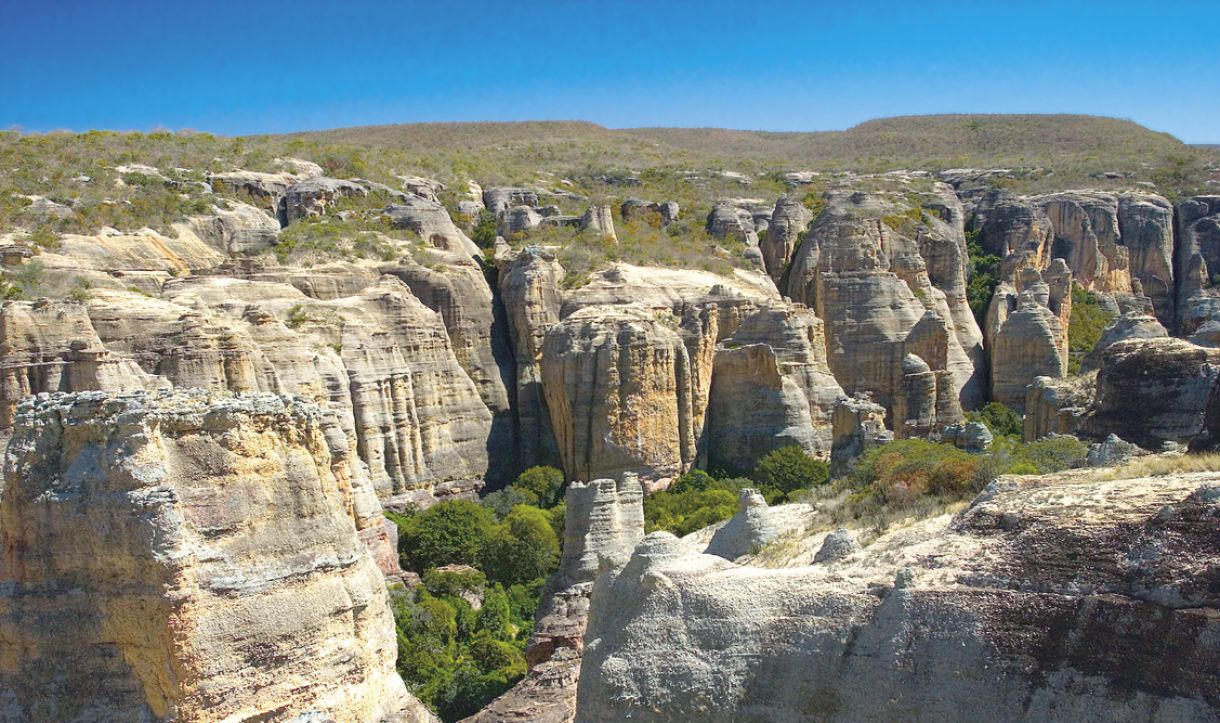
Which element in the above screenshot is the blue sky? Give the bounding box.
[2,0,1217,142]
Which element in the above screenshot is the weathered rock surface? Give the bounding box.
[541,305,698,484]
[830,396,892,476]
[784,183,984,423]
[1175,196,1220,335]
[1023,373,1095,441]
[705,304,843,471]
[704,489,787,560]
[1080,311,1169,373]
[989,292,1067,411]
[576,470,1220,721]
[0,390,432,722]
[188,201,280,256]
[580,205,616,242]
[760,194,813,284]
[383,195,482,257]
[1085,338,1220,448]
[283,176,367,223]
[620,198,678,227]
[0,299,165,428]
[499,248,565,470]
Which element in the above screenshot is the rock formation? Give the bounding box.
[0,390,432,722]
[575,470,1220,721]
[580,205,617,242]
[1175,196,1220,335]
[705,304,844,471]
[541,305,698,484]
[1022,373,1095,441]
[784,182,984,425]
[1085,337,1220,448]
[989,291,1066,411]
[703,489,789,560]
[830,396,892,476]
[760,194,813,283]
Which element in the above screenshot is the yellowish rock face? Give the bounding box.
[0,391,430,722]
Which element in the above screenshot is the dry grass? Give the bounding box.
[1101,452,1220,480]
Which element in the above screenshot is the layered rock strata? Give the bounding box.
[0,390,432,722]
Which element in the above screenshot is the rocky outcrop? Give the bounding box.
[1117,193,1175,326]
[1085,337,1220,448]
[0,299,165,428]
[576,470,1220,721]
[705,304,843,471]
[283,176,367,223]
[502,205,543,237]
[1036,191,1132,294]
[989,292,1067,411]
[188,201,280,256]
[383,195,482,257]
[760,194,814,284]
[785,184,984,423]
[484,187,539,216]
[0,390,432,722]
[968,188,1053,261]
[499,247,566,470]
[541,305,698,484]
[1174,196,1220,335]
[1023,373,1095,441]
[703,489,790,560]
[705,202,760,245]
[830,396,892,476]
[580,205,617,242]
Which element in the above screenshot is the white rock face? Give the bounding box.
[576,470,1220,722]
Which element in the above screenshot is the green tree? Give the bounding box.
[670,468,715,493]
[398,500,497,573]
[481,505,560,586]
[513,466,565,508]
[471,210,498,249]
[752,446,830,498]
[970,402,1022,438]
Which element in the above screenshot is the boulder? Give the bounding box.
[1023,373,1095,441]
[484,187,539,215]
[502,205,543,236]
[1080,312,1169,373]
[1085,337,1220,448]
[812,528,860,564]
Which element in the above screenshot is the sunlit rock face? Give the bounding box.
[575,470,1220,722]
[0,390,433,723]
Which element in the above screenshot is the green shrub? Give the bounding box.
[480,487,539,519]
[752,446,830,499]
[471,210,498,248]
[422,566,487,599]
[968,402,1022,438]
[966,228,1001,325]
[1067,284,1115,374]
[512,466,565,508]
[644,487,738,536]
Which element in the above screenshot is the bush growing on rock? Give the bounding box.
[1068,284,1116,374]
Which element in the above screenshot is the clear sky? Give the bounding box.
[2,0,1217,142]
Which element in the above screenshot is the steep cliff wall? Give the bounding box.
[0,390,432,722]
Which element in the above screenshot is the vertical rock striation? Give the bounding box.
[0,390,432,722]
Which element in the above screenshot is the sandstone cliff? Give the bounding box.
[0,390,433,722]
